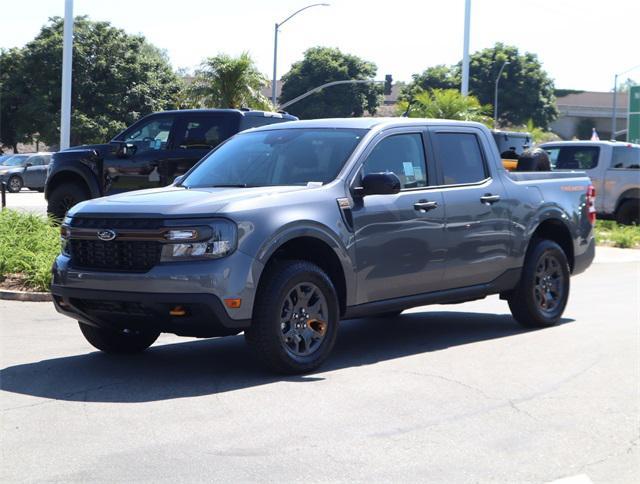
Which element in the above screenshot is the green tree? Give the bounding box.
[279,47,381,119]
[188,52,271,110]
[398,89,491,124]
[5,16,183,148]
[400,64,458,100]
[403,43,558,129]
[0,48,32,152]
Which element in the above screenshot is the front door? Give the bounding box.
[351,130,447,304]
[430,128,512,289]
[105,115,176,194]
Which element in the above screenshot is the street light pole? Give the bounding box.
[611,64,640,140]
[494,61,509,128]
[461,0,471,95]
[271,3,329,108]
[60,0,73,150]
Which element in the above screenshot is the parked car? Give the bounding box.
[0,152,52,192]
[45,109,298,218]
[540,141,640,224]
[51,118,595,374]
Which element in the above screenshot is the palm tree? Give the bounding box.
[398,89,491,125]
[189,52,272,110]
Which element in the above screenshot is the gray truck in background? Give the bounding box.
[540,140,640,224]
[51,118,596,374]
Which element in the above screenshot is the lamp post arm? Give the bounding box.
[279,80,382,111]
[278,3,329,27]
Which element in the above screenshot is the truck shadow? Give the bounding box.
[0,311,573,404]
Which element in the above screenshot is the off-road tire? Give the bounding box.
[7,175,23,193]
[507,238,570,328]
[47,182,89,219]
[615,200,639,225]
[244,260,339,374]
[79,322,160,354]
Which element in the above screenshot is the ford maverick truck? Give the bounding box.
[51,118,596,374]
[45,109,297,218]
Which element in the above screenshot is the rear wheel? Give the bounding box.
[245,260,339,374]
[47,182,89,219]
[615,200,639,225]
[7,175,23,193]
[79,322,159,354]
[507,239,570,328]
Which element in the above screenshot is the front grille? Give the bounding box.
[69,239,161,272]
[71,218,163,230]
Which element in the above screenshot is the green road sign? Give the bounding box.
[629,85,640,144]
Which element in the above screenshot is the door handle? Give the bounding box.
[480,194,501,204]
[413,200,438,212]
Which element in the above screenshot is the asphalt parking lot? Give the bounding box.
[1,250,639,483]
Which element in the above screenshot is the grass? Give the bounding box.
[594,220,640,249]
[0,209,60,291]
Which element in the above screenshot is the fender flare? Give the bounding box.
[45,163,101,199]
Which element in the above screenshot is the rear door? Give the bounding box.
[163,113,241,185]
[429,127,512,289]
[350,128,447,303]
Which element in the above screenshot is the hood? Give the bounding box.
[0,166,23,175]
[54,143,113,162]
[69,185,311,217]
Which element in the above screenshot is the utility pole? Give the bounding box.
[494,61,509,128]
[272,3,329,108]
[461,0,471,96]
[60,0,73,150]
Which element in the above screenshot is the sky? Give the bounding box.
[1,0,638,91]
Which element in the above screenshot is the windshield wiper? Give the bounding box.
[209,184,250,188]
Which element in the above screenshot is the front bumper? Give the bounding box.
[51,286,249,337]
[51,249,261,337]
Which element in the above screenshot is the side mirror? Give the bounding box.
[116,142,137,158]
[24,162,32,168]
[357,172,401,196]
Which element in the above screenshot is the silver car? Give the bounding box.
[0,152,52,193]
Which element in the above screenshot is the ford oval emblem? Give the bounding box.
[97,229,117,241]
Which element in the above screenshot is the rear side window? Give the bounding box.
[175,116,238,150]
[545,146,599,170]
[433,133,487,185]
[611,146,640,169]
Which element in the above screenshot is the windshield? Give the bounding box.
[182,128,367,188]
[0,155,29,167]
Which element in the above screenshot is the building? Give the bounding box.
[551,91,628,141]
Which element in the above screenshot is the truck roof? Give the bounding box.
[540,140,640,148]
[157,108,297,120]
[250,117,489,131]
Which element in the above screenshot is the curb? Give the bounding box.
[0,289,52,302]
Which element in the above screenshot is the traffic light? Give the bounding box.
[384,74,392,95]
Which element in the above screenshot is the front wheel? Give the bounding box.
[507,239,570,328]
[79,322,160,354]
[245,260,339,374]
[47,182,89,219]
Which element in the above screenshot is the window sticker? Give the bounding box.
[403,162,415,177]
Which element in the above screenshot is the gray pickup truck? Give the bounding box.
[51,118,596,374]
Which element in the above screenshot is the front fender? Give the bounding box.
[45,150,102,199]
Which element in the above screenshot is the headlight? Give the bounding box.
[161,219,237,261]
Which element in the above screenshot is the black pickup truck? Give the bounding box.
[45,109,297,218]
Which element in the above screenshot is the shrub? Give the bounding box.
[0,209,60,291]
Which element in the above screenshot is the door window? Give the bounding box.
[122,117,174,153]
[175,117,237,150]
[611,146,640,169]
[433,133,487,185]
[545,146,600,170]
[362,133,427,189]
[28,156,45,166]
